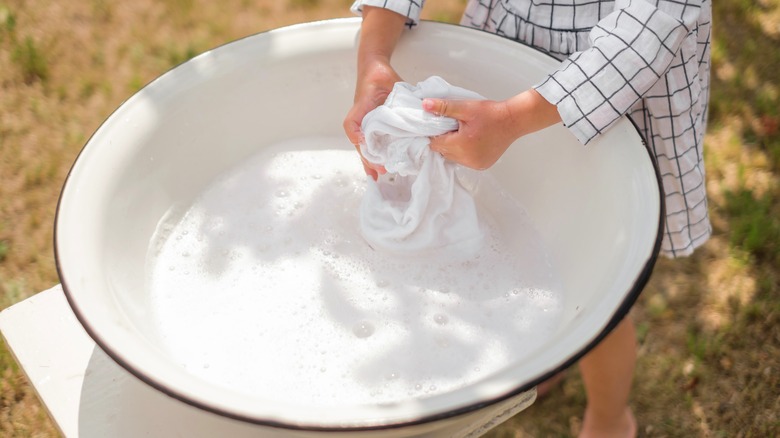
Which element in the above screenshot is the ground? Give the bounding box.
[0,0,778,436]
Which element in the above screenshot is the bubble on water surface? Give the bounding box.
[147,137,563,409]
[352,321,375,339]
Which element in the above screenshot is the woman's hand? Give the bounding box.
[343,61,401,179]
[343,6,408,180]
[422,98,521,170]
[423,89,562,170]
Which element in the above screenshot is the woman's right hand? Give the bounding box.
[343,6,408,180]
[343,61,401,180]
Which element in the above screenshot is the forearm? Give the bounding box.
[504,89,562,139]
[345,6,408,165]
[357,6,408,76]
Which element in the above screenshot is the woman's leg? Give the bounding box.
[578,316,638,438]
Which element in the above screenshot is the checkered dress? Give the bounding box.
[351,0,712,257]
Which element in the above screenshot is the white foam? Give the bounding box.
[146,136,563,408]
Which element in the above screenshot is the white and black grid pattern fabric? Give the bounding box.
[351,0,712,257]
[351,0,424,27]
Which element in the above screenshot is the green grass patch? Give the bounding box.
[170,0,195,14]
[64,126,86,149]
[685,327,707,362]
[755,84,779,117]
[686,325,722,362]
[24,156,60,188]
[12,36,49,84]
[635,321,650,344]
[90,0,113,21]
[0,5,15,35]
[646,292,668,318]
[128,73,145,93]
[723,188,780,264]
[0,240,8,263]
[166,43,199,68]
[0,278,27,310]
[767,137,780,170]
[79,80,98,99]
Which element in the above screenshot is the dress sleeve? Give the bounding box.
[534,0,704,144]
[350,0,425,27]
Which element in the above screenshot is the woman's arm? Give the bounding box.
[535,0,708,144]
[425,0,707,170]
[343,6,408,178]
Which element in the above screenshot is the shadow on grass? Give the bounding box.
[706,4,780,434]
[709,0,780,169]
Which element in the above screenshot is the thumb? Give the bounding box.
[343,117,364,146]
[422,98,467,119]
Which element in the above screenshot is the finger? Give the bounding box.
[343,117,363,146]
[428,134,446,153]
[355,152,375,179]
[355,144,388,180]
[430,131,481,168]
[428,132,458,160]
[364,157,387,176]
[364,163,379,181]
[354,142,385,172]
[422,98,468,119]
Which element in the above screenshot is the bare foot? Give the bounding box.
[578,407,637,438]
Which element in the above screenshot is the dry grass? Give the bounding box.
[0,0,778,436]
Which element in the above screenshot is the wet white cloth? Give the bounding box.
[359,76,485,256]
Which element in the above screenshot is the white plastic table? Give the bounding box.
[0,286,536,437]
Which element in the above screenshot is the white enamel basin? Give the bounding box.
[55,18,662,435]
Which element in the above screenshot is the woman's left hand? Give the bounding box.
[423,89,562,170]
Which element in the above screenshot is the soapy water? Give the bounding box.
[147,136,563,408]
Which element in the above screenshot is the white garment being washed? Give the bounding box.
[359,76,485,257]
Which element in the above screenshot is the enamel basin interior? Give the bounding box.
[55,18,661,430]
